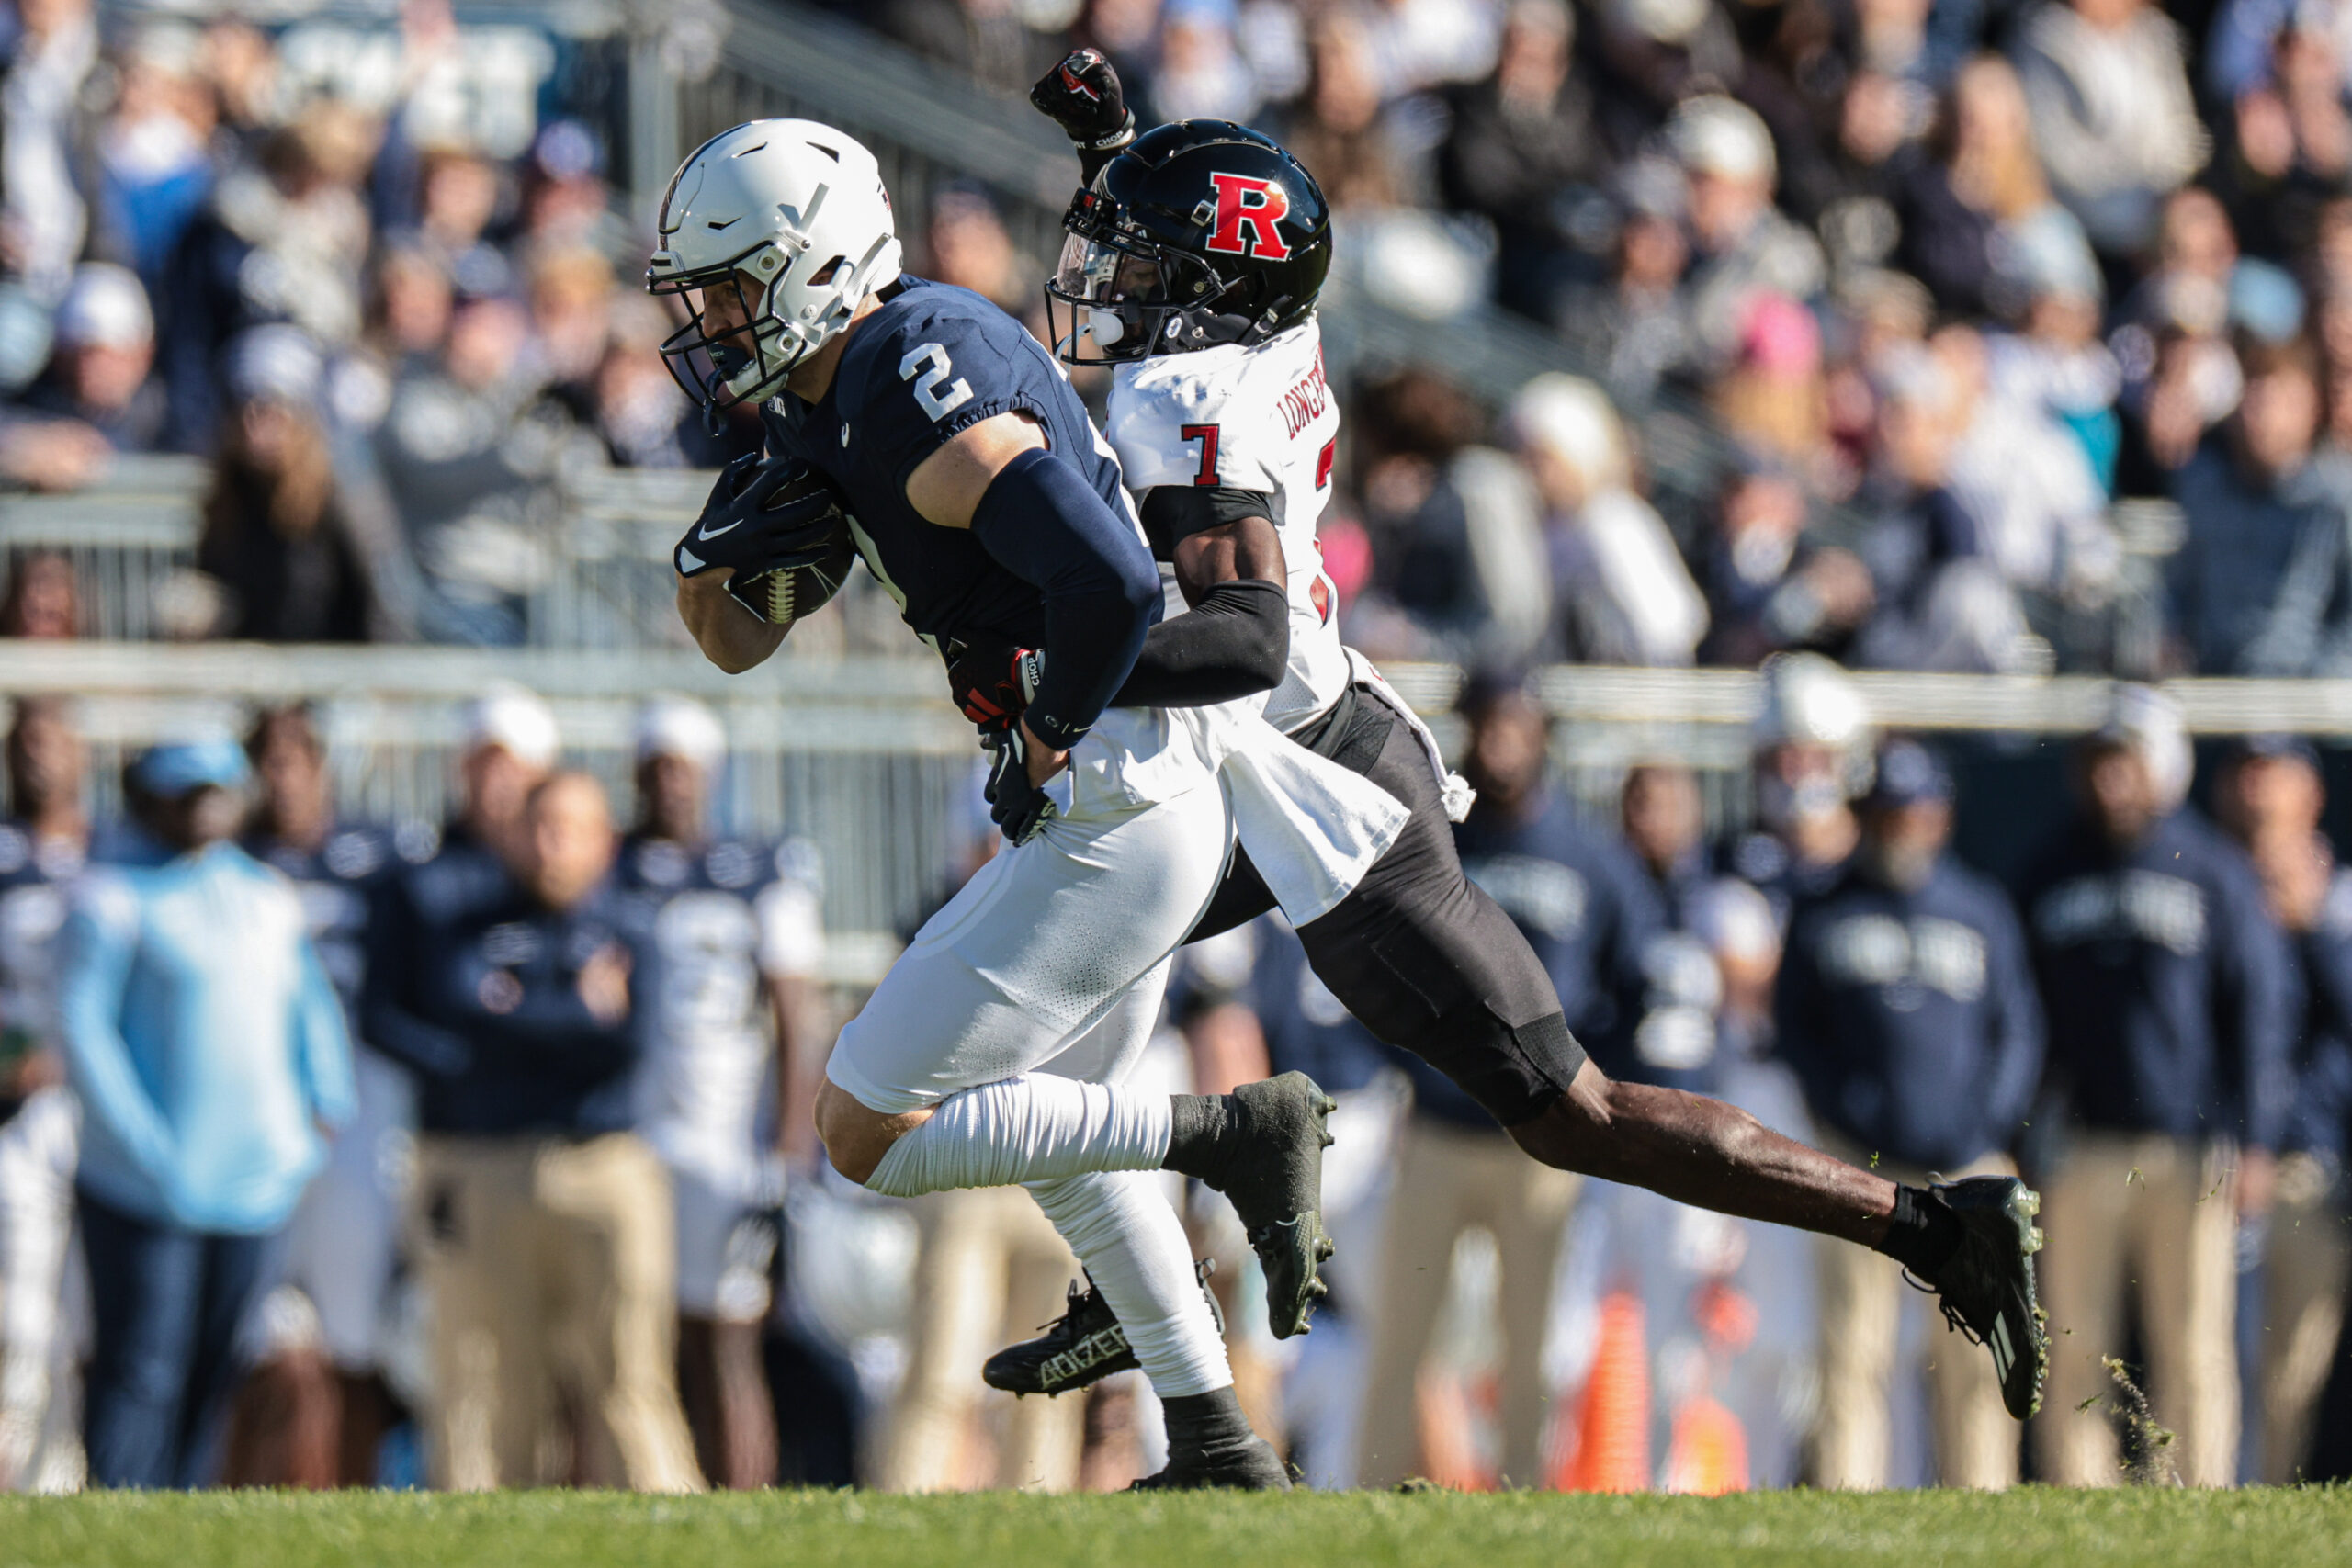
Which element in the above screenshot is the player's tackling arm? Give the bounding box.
[1111,491,1289,706]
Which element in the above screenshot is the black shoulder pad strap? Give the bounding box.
[1137,485,1276,560]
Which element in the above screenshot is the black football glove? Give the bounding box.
[945,637,1045,734]
[1031,49,1134,152]
[983,724,1058,847]
[674,455,849,588]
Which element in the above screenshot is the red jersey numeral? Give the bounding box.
[1314,437,1336,490]
[1182,423,1221,486]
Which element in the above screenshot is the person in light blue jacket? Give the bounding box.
[60,736,354,1489]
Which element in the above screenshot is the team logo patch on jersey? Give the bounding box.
[1204,173,1293,259]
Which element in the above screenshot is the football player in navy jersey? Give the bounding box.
[654,118,1374,1487]
[0,698,91,1490]
[237,705,421,1485]
[616,696,824,1490]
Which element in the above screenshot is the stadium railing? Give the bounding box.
[14,631,2352,973]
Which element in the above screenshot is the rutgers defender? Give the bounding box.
[652,118,1430,1488]
[980,54,2053,1425]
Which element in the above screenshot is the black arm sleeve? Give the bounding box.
[1138,484,1276,559]
[968,446,1160,750]
[1113,578,1291,706]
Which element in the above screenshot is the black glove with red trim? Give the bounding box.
[1030,48,1134,152]
[945,637,1045,735]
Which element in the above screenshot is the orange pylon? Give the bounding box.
[1556,1288,1651,1493]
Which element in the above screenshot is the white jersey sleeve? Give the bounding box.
[1107,320,1351,735]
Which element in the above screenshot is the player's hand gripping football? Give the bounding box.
[1030,48,1133,151]
[674,454,851,619]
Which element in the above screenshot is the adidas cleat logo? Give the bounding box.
[1036,1325,1129,1392]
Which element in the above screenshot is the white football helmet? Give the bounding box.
[646,119,902,420]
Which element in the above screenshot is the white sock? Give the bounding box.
[1026,1170,1232,1399]
[863,1075,1172,1199]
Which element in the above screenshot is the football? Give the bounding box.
[729,468,863,626]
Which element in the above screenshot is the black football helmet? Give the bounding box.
[1047,120,1332,365]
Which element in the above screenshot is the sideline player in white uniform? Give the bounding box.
[617,696,823,1489]
[969,55,2054,1428]
[654,119,1408,1487]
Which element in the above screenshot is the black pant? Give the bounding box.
[1189,685,1585,1126]
[79,1186,286,1489]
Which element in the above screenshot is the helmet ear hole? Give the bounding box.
[810,255,847,287]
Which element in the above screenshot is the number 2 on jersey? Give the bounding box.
[1181,423,1221,486]
[900,343,974,423]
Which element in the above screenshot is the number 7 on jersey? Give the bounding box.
[1181,423,1221,487]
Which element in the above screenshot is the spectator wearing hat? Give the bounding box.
[17,263,165,453]
[1569,163,1697,389]
[1777,739,2043,1489]
[2013,0,2207,258]
[195,325,378,643]
[2167,334,2352,675]
[1510,372,1706,666]
[2021,687,2294,1487]
[377,762,698,1492]
[1665,96,1827,373]
[1720,653,1871,928]
[60,735,355,1489]
[2211,735,2352,1482]
[616,697,825,1489]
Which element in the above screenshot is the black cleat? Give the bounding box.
[1201,1072,1336,1339]
[1128,1434,1292,1491]
[982,1261,1223,1397]
[1917,1175,2049,1420]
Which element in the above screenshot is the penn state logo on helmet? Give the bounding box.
[1047,120,1330,364]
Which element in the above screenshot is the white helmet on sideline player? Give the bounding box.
[646,118,902,422]
[1752,652,1874,812]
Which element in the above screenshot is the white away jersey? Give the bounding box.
[1108,319,1351,736]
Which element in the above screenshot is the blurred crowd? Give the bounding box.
[0,0,742,649]
[835,0,2352,680]
[8,656,2352,1492]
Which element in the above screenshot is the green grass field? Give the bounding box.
[5,1486,2350,1568]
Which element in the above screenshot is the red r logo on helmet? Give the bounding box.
[1204,173,1293,260]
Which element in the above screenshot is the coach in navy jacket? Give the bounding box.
[1777,738,2042,1488]
[2024,686,2295,1489]
[1779,741,2044,1176]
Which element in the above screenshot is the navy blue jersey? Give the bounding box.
[1777,856,2044,1169]
[244,822,426,1021]
[2021,808,2296,1148]
[1453,788,1668,1084]
[0,821,88,1122]
[2284,869,2352,1164]
[763,277,1147,657]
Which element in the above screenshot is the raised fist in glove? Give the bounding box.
[1031,48,1133,151]
[945,637,1045,733]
